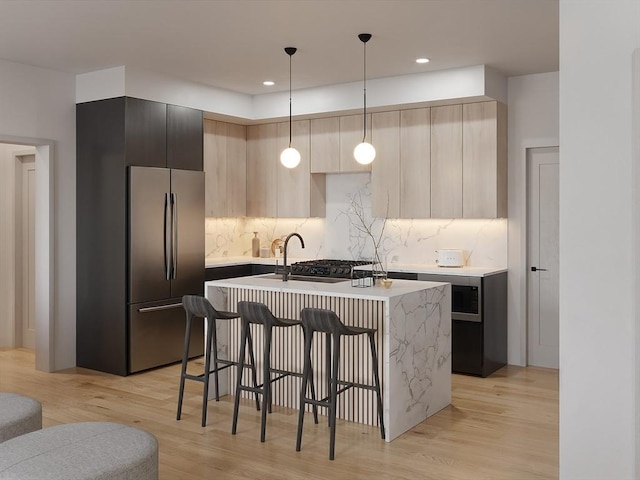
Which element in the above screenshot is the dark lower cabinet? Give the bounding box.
[205,263,276,281]
[418,271,507,378]
[205,264,252,281]
[451,320,484,375]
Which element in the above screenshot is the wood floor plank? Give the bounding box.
[0,348,558,479]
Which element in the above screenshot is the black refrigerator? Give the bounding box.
[128,166,205,373]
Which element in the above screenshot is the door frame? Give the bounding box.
[2,135,54,372]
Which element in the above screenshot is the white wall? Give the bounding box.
[560,1,639,477]
[507,72,559,365]
[0,59,76,370]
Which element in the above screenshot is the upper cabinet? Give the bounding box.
[310,114,372,173]
[204,119,246,217]
[339,114,373,173]
[246,120,324,218]
[204,100,506,220]
[276,120,325,218]
[310,117,340,173]
[123,97,203,171]
[400,108,431,218]
[246,123,278,217]
[124,97,167,167]
[431,105,463,218]
[462,101,507,218]
[167,104,204,171]
[371,111,400,218]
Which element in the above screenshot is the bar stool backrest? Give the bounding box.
[237,301,278,327]
[300,308,349,336]
[182,295,218,320]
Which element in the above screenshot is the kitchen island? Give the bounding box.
[205,275,451,441]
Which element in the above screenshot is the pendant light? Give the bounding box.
[354,33,376,165]
[280,47,301,169]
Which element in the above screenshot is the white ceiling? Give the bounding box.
[0,0,558,96]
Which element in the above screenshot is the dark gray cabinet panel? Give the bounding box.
[77,97,128,375]
[167,104,203,171]
[125,97,167,167]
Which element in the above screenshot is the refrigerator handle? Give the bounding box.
[171,192,178,279]
[164,193,171,281]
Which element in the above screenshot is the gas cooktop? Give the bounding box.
[290,259,372,278]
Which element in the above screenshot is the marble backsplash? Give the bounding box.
[205,173,507,268]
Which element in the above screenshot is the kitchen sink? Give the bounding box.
[260,274,349,284]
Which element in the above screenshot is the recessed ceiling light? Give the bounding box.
[263,80,275,86]
[416,58,430,64]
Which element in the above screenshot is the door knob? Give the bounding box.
[531,266,547,272]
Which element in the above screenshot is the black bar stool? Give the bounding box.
[296,307,385,460]
[232,301,313,442]
[177,295,260,427]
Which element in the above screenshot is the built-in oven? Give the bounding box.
[418,274,482,321]
[417,273,484,375]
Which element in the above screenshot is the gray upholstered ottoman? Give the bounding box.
[0,393,42,443]
[0,421,159,480]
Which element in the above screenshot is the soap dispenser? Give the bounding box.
[251,232,260,257]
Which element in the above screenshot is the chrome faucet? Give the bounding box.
[282,232,305,281]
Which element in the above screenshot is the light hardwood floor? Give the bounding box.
[0,348,558,479]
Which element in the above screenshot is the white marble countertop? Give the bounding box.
[205,256,505,277]
[206,275,448,301]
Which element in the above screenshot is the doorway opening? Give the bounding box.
[0,138,53,372]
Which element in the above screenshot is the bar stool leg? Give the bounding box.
[246,327,261,411]
[210,317,221,402]
[176,315,192,421]
[231,320,249,435]
[260,325,272,443]
[368,332,385,439]
[201,316,215,427]
[325,333,332,427]
[296,325,314,452]
[328,333,340,461]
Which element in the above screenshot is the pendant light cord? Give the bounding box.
[363,39,367,142]
[289,52,292,147]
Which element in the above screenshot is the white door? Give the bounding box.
[527,146,559,368]
[21,159,36,348]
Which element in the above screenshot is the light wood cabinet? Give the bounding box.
[400,108,431,218]
[310,117,340,173]
[339,114,372,172]
[462,101,507,218]
[277,120,325,218]
[247,120,325,218]
[311,114,373,174]
[371,111,400,218]
[204,120,246,217]
[246,123,278,217]
[431,105,463,218]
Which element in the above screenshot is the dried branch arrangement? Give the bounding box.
[347,190,389,273]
